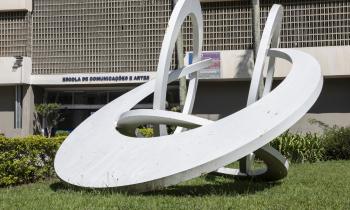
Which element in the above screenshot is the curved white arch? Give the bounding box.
[237,4,285,177]
[247,4,283,105]
[118,109,289,180]
[54,1,323,192]
[153,0,203,136]
[54,48,322,191]
[118,109,211,131]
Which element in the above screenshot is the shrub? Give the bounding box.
[137,126,176,137]
[0,125,349,187]
[271,132,325,163]
[137,127,154,138]
[322,126,350,160]
[0,135,65,187]
[55,130,70,137]
[308,119,350,160]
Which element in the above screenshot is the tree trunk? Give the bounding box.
[43,117,47,137]
[240,0,261,175]
[47,126,52,138]
[252,0,261,60]
[173,0,187,109]
[252,0,263,98]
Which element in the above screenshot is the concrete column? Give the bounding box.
[15,85,22,129]
[21,85,34,136]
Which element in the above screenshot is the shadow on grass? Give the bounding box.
[146,176,281,197]
[50,175,281,197]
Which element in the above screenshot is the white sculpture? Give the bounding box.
[54,0,323,192]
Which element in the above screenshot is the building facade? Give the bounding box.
[0,0,349,136]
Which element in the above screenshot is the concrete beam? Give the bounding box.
[0,57,32,85]
[0,0,32,12]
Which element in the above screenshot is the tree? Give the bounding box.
[252,0,261,59]
[35,103,64,138]
[173,0,187,110]
[251,0,262,98]
[240,0,261,175]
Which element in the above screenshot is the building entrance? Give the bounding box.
[44,86,179,132]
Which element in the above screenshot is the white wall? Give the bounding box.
[289,113,350,134]
[30,72,156,85]
[0,57,32,85]
[0,0,32,12]
[274,46,350,78]
[195,46,350,80]
[1,46,349,85]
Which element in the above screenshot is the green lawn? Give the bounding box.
[1,161,350,210]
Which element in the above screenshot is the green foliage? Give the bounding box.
[1,161,350,210]
[0,124,349,188]
[137,127,154,138]
[271,132,325,163]
[137,126,175,137]
[0,135,65,187]
[272,126,350,163]
[35,103,64,137]
[55,130,70,137]
[322,126,350,160]
[308,119,350,161]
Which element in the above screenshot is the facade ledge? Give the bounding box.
[0,0,32,12]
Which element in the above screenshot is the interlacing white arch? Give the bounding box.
[152,0,203,136]
[54,0,323,192]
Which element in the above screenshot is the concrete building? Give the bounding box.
[0,0,349,137]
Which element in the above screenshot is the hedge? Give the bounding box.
[272,126,350,163]
[271,132,325,163]
[0,126,349,187]
[322,126,350,160]
[0,135,65,187]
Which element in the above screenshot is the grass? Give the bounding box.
[1,161,350,210]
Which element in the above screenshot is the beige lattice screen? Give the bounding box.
[182,1,253,52]
[183,0,350,51]
[32,0,173,74]
[0,0,348,74]
[261,0,350,48]
[0,11,30,57]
